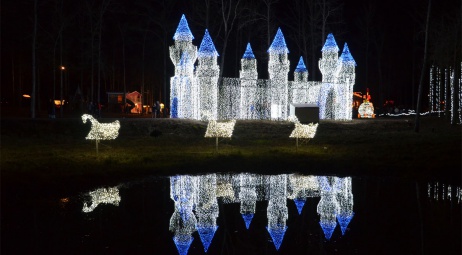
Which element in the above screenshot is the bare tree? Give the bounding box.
[414,0,432,132]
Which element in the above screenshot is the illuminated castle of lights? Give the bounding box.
[170,15,356,121]
[168,173,354,254]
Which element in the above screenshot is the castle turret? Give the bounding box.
[268,28,290,120]
[240,43,258,119]
[294,56,308,82]
[170,15,197,119]
[319,33,339,83]
[335,43,356,120]
[196,29,219,120]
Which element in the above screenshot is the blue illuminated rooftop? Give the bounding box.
[339,43,356,66]
[198,29,219,58]
[321,33,339,52]
[268,28,289,54]
[267,225,287,250]
[173,14,194,41]
[242,43,255,59]
[294,57,307,73]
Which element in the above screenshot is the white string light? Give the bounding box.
[82,186,120,213]
[82,114,120,140]
[170,17,356,121]
[288,115,318,139]
[195,174,219,252]
[266,174,289,250]
[204,119,236,138]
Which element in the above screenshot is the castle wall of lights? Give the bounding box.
[170,15,357,121]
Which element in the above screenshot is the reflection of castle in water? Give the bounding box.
[169,173,354,254]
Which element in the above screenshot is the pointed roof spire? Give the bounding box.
[339,43,356,66]
[173,235,194,255]
[295,57,308,72]
[242,213,254,229]
[268,28,289,54]
[242,43,255,59]
[173,14,194,41]
[321,33,339,52]
[319,221,337,240]
[294,198,306,214]
[198,29,219,58]
[266,226,287,250]
[337,212,354,235]
[197,226,218,252]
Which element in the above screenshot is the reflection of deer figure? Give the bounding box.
[82,114,120,140]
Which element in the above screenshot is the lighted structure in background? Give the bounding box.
[168,173,354,254]
[357,89,376,118]
[170,15,356,121]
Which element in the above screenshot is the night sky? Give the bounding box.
[2,0,460,110]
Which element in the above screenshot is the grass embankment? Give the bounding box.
[1,116,460,196]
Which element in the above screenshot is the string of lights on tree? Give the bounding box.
[427,181,461,203]
[170,15,356,122]
[167,173,355,254]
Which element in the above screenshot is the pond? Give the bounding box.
[2,173,461,255]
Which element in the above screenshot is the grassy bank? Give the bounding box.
[1,116,460,196]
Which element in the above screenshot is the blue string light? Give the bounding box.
[197,226,218,252]
[337,212,354,235]
[171,97,178,118]
[242,213,254,229]
[319,221,337,240]
[173,235,194,255]
[198,29,219,58]
[242,43,255,59]
[321,33,339,52]
[339,43,356,66]
[173,14,194,41]
[267,28,289,54]
[266,225,287,250]
[293,198,306,215]
[295,57,307,72]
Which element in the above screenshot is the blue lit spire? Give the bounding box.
[337,212,354,235]
[197,29,219,58]
[242,213,254,229]
[319,221,337,240]
[293,198,306,215]
[242,43,255,59]
[173,235,193,255]
[321,33,339,52]
[339,43,356,66]
[268,28,289,54]
[294,57,307,73]
[173,14,194,41]
[266,226,287,250]
[197,226,218,252]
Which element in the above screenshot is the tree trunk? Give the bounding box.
[414,0,432,132]
[31,0,37,118]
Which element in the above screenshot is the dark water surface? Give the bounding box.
[2,173,461,255]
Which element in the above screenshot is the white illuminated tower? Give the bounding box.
[238,173,257,229]
[169,175,197,255]
[335,43,356,120]
[335,177,354,235]
[268,28,290,120]
[240,43,258,119]
[170,14,197,119]
[195,174,219,253]
[316,176,340,240]
[196,29,219,120]
[292,57,309,104]
[318,33,340,120]
[266,174,289,250]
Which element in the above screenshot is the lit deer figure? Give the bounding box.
[288,115,318,148]
[203,111,236,151]
[82,114,120,153]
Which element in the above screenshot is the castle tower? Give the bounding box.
[266,174,289,251]
[268,28,290,120]
[170,14,197,118]
[294,57,308,82]
[319,33,339,83]
[336,43,356,120]
[292,56,309,104]
[195,174,219,253]
[240,43,258,119]
[318,33,341,119]
[196,29,219,120]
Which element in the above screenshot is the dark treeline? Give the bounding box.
[1,0,460,117]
